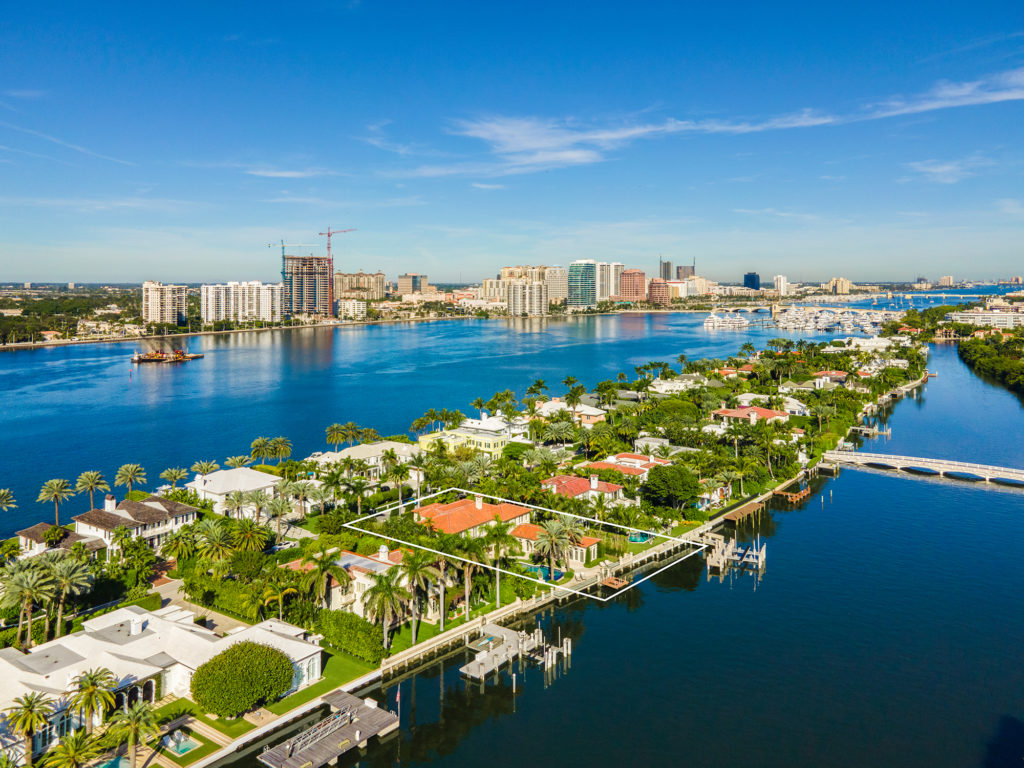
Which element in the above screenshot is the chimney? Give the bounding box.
[590,475,598,490]
[104,494,116,512]
[128,617,144,636]
[474,495,483,510]
[480,410,488,420]
[377,544,389,562]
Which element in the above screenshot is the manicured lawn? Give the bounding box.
[154,699,255,739]
[670,521,702,536]
[156,728,219,767]
[265,649,375,715]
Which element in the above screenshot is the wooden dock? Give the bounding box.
[774,486,811,504]
[723,501,764,524]
[256,691,398,768]
[600,576,630,589]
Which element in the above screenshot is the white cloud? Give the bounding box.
[4,89,47,100]
[0,120,133,165]
[733,208,820,221]
[245,167,338,178]
[395,67,1024,178]
[997,198,1024,218]
[906,155,992,183]
[0,196,193,212]
[471,183,505,190]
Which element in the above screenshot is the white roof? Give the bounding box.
[184,466,279,495]
[537,399,605,418]
[0,606,320,715]
[309,440,418,465]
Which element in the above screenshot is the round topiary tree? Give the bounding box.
[190,641,294,717]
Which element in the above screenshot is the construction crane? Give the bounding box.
[268,240,320,284]
[318,227,355,265]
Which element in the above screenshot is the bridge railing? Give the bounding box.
[824,451,1024,477]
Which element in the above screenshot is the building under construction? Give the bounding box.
[283,255,333,317]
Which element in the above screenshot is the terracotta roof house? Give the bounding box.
[713,406,790,425]
[511,523,600,565]
[416,495,531,538]
[541,474,624,503]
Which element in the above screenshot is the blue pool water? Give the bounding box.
[522,563,564,582]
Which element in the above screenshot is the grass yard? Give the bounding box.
[154,699,256,739]
[156,728,220,767]
[266,649,375,715]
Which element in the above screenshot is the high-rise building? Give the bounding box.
[659,258,673,280]
[743,272,761,290]
[544,266,568,303]
[200,281,283,323]
[506,280,549,316]
[283,256,333,316]
[773,275,789,296]
[827,277,852,295]
[334,270,386,301]
[938,275,954,287]
[141,281,187,325]
[676,263,695,280]
[479,278,508,300]
[568,260,597,309]
[647,278,670,306]
[596,262,624,301]
[618,269,646,302]
[397,273,430,294]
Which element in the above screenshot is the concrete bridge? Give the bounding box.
[823,451,1024,484]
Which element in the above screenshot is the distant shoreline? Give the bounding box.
[0,309,713,353]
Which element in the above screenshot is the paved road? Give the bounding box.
[154,579,249,634]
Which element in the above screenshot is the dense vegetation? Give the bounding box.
[190,641,294,717]
[958,333,1024,395]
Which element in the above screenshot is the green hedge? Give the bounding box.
[315,610,386,664]
[191,641,294,717]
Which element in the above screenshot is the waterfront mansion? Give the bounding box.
[0,606,322,764]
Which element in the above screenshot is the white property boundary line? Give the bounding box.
[342,488,709,603]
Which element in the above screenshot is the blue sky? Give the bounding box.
[1,1,1023,283]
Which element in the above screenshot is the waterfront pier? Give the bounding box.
[256,691,398,768]
[459,623,568,680]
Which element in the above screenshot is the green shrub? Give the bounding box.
[315,610,386,664]
[121,590,162,612]
[190,641,295,717]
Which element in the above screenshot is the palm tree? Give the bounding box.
[0,488,16,511]
[113,464,146,496]
[265,497,291,544]
[250,437,271,465]
[269,437,292,465]
[106,701,160,768]
[160,528,196,562]
[231,518,270,552]
[543,421,575,449]
[301,545,349,609]
[325,423,346,452]
[309,486,333,518]
[36,479,75,528]
[223,490,246,520]
[110,526,133,562]
[290,481,313,521]
[399,551,439,645]
[339,422,361,447]
[262,579,298,621]
[483,520,520,609]
[387,464,411,507]
[196,520,233,561]
[51,557,91,638]
[158,467,188,490]
[534,519,570,582]
[68,668,117,735]
[363,569,410,650]
[244,489,268,523]
[19,566,55,648]
[40,729,101,768]
[562,375,578,389]
[74,472,109,510]
[225,455,252,469]
[5,691,53,767]
[454,537,485,620]
[190,460,219,477]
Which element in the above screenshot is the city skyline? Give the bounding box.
[1,3,1022,281]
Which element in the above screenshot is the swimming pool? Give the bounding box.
[97,757,129,768]
[522,564,564,582]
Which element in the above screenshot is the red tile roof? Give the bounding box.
[418,497,530,535]
[813,370,848,378]
[713,406,789,420]
[613,453,670,465]
[511,523,599,548]
[586,461,646,476]
[542,475,622,497]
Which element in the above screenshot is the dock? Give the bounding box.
[256,691,398,768]
[849,425,891,438]
[698,531,766,576]
[459,623,569,680]
[600,576,630,589]
[774,486,811,504]
[723,500,764,524]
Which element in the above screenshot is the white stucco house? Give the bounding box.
[185,467,280,518]
[71,494,199,552]
[0,605,321,765]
